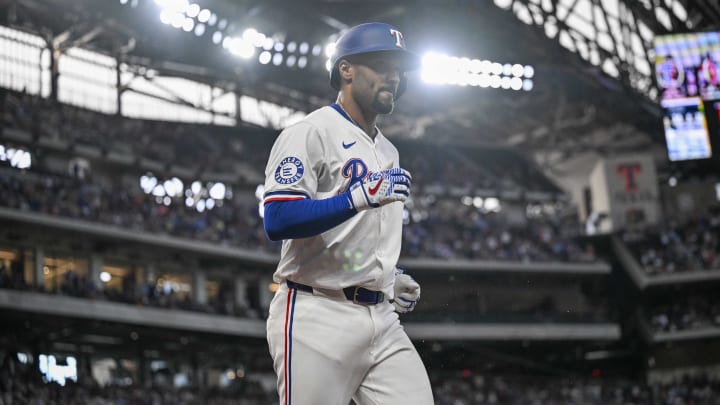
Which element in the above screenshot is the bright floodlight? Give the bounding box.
[325,59,332,71]
[287,41,297,53]
[299,42,309,54]
[186,3,200,17]
[159,10,173,24]
[209,182,226,199]
[120,0,129,4]
[324,42,335,58]
[298,56,307,68]
[287,55,297,67]
[182,18,194,32]
[152,184,165,197]
[212,31,222,44]
[140,174,157,194]
[262,37,274,50]
[243,28,266,47]
[197,8,211,22]
[100,272,112,283]
[524,65,535,78]
[523,79,534,91]
[228,38,255,59]
[171,13,185,28]
[168,177,184,197]
[274,42,284,52]
[312,44,322,56]
[510,77,523,90]
[259,51,272,64]
[511,64,524,77]
[273,53,283,66]
[194,23,205,36]
[501,76,512,89]
[155,0,188,13]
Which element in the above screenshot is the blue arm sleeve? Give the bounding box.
[264,192,357,241]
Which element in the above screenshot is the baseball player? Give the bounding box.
[262,22,434,405]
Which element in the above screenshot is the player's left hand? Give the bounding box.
[392,273,420,313]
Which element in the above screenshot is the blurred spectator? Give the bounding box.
[623,207,720,275]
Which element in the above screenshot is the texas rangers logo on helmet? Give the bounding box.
[389,29,405,48]
[275,156,305,185]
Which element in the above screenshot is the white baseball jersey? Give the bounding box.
[262,104,404,297]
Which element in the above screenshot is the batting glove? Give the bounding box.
[348,168,411,212]
[392,271,420,314]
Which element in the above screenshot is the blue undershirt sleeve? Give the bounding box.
[263,192,358,241]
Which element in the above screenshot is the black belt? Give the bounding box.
[286,281,385,305]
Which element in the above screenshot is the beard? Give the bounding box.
[372,92,394,114]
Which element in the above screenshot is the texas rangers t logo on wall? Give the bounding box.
[389,29,404,48]
[275,156,305,185]
[616,163,641,192]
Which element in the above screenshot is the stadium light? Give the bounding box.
[0,144,32,169]
[324,42,335,57]
[262,37,274,50]
[524,65,535,78]
[227,38,255,59]
[259,51,271,64]
[298,56,307,68]
[243,28,266,47]
[421,51,534,91]
[182,18,195,32]
[209,182,226,199]
[170,13,185,29]
[193,23,205,36]
[154,0,189,13]
[186,3,200,18]
[197,8,211,23]
[159,10,172,24]
[212,31,222,44]
[273,53,283,66]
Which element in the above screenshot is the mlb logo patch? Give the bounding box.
[275,156,305,184]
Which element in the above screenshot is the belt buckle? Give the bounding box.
[352,287,373,306]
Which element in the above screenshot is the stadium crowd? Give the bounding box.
[649,295,720,333]
[0,164,596,263]
[431,372,720,404]
[402,202,595,262]
[0,261,258,319]
[2,91,263,176]
[2,353,720,405]
[623,207,720,274]
[2,89,602,263]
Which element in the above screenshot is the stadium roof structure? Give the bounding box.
[3,0,719,176]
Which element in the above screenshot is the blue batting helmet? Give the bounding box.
[329,22,420,97]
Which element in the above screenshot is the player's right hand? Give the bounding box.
[348,168,411,211]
